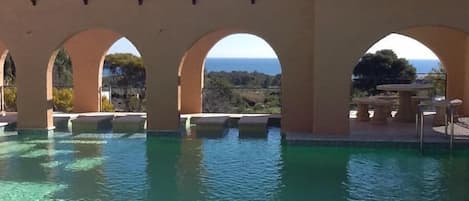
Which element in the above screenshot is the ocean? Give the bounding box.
[205,58,441,75]
[103,58,441,77]
[205,58,281,75]
[408,59,441,74]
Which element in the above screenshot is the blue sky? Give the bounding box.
[106,33,439,60]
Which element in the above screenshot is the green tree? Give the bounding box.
[424,66,446,97]
[53,48,73,87]
[128,96,142,112]
[104,53,145,88]
[203,76,238,113]
[104,54,146,111]
[4,53,15,86]
[101,96,115,112]
[202,71,281,113]
[3,49,74,87]
[4,87,16,111]
[353,49,417,95]
[53,88,73,112]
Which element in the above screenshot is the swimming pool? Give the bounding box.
[0,128,468,201]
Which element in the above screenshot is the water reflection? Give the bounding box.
[0,138,50,182]
[0,130,469,200]
[145,128,283,201]
[54,137,106,200]
[145,137,183,200]
[437,151,469,200]
[177,137,204,201]
[199,129,283,201]
[101,137,147,200]
[279,146,350,201]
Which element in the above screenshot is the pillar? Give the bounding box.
[15,52,54,131]
[268,30,314,134]
[179,30,235,114]
[463,37,469,116]
[178,42,206,114]
[312,60,351,135]
[64,29,120,112]
[0,43,9,112]
[145,45,181,134]
[311,26,359,136]
[280,54,315,134]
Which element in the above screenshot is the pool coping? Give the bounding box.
[283,134,469,149]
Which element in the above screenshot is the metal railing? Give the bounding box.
[416,103,426,152]
[101,86,146,112]
[416,100,460,152]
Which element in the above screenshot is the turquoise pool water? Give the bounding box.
[0,128,468,201]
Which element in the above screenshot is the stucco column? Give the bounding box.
[15,53,54,130]
[179,45,205,114]
[67,52,104,112]
[280,56,314,134]
[0,47,9,112]
[266,30,315,134]
[64,29,120,112]
[179,30,235,114]
[463,37,469,115]
[312,63,351,135]
[146,52,181,134]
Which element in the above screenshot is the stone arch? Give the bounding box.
[313,23,469,135]
[396,26,469,108]
[0,47,13,113]
[46,28,145,113]
[178,29,284,114]
[349,25,469,111]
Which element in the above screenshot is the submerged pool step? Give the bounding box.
[71,115,115,133]
[0,112,17,131]
[238,116,269,138]
[112,115,146,133]
[53,115,78,131]
[195,116,230,138]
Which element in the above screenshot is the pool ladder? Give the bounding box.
[416,102,458,152]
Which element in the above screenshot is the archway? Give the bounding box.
[51,48,73,113]
[347,28,465,137]
[351,33,444,102]
[179,32,282,115]
[103,38,146,112]
[47,29,145,116]
[2,52,17,113]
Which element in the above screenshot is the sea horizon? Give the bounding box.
[104,58,441,77]
[204,58,440,75]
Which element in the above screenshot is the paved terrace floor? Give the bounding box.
[0,112,468,148]
[287,111,469,148]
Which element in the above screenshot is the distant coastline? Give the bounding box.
[103,58,441,77]
[204,58,440,75]
[205,58,281,75]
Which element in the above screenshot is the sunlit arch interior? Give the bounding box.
[103,37,146,112]
[47,30,146,115]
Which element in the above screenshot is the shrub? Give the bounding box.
[128,96,141,112]
[53,88,73,112]
[4,87,16,111]
[101,96,115,112]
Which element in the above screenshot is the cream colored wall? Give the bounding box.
[312,0,469,135]
[400,27,468,114]
[64,29,121,112]
[1,0,469,135]
[179,30,237,114]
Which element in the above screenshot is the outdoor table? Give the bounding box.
[376,84,432,122]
